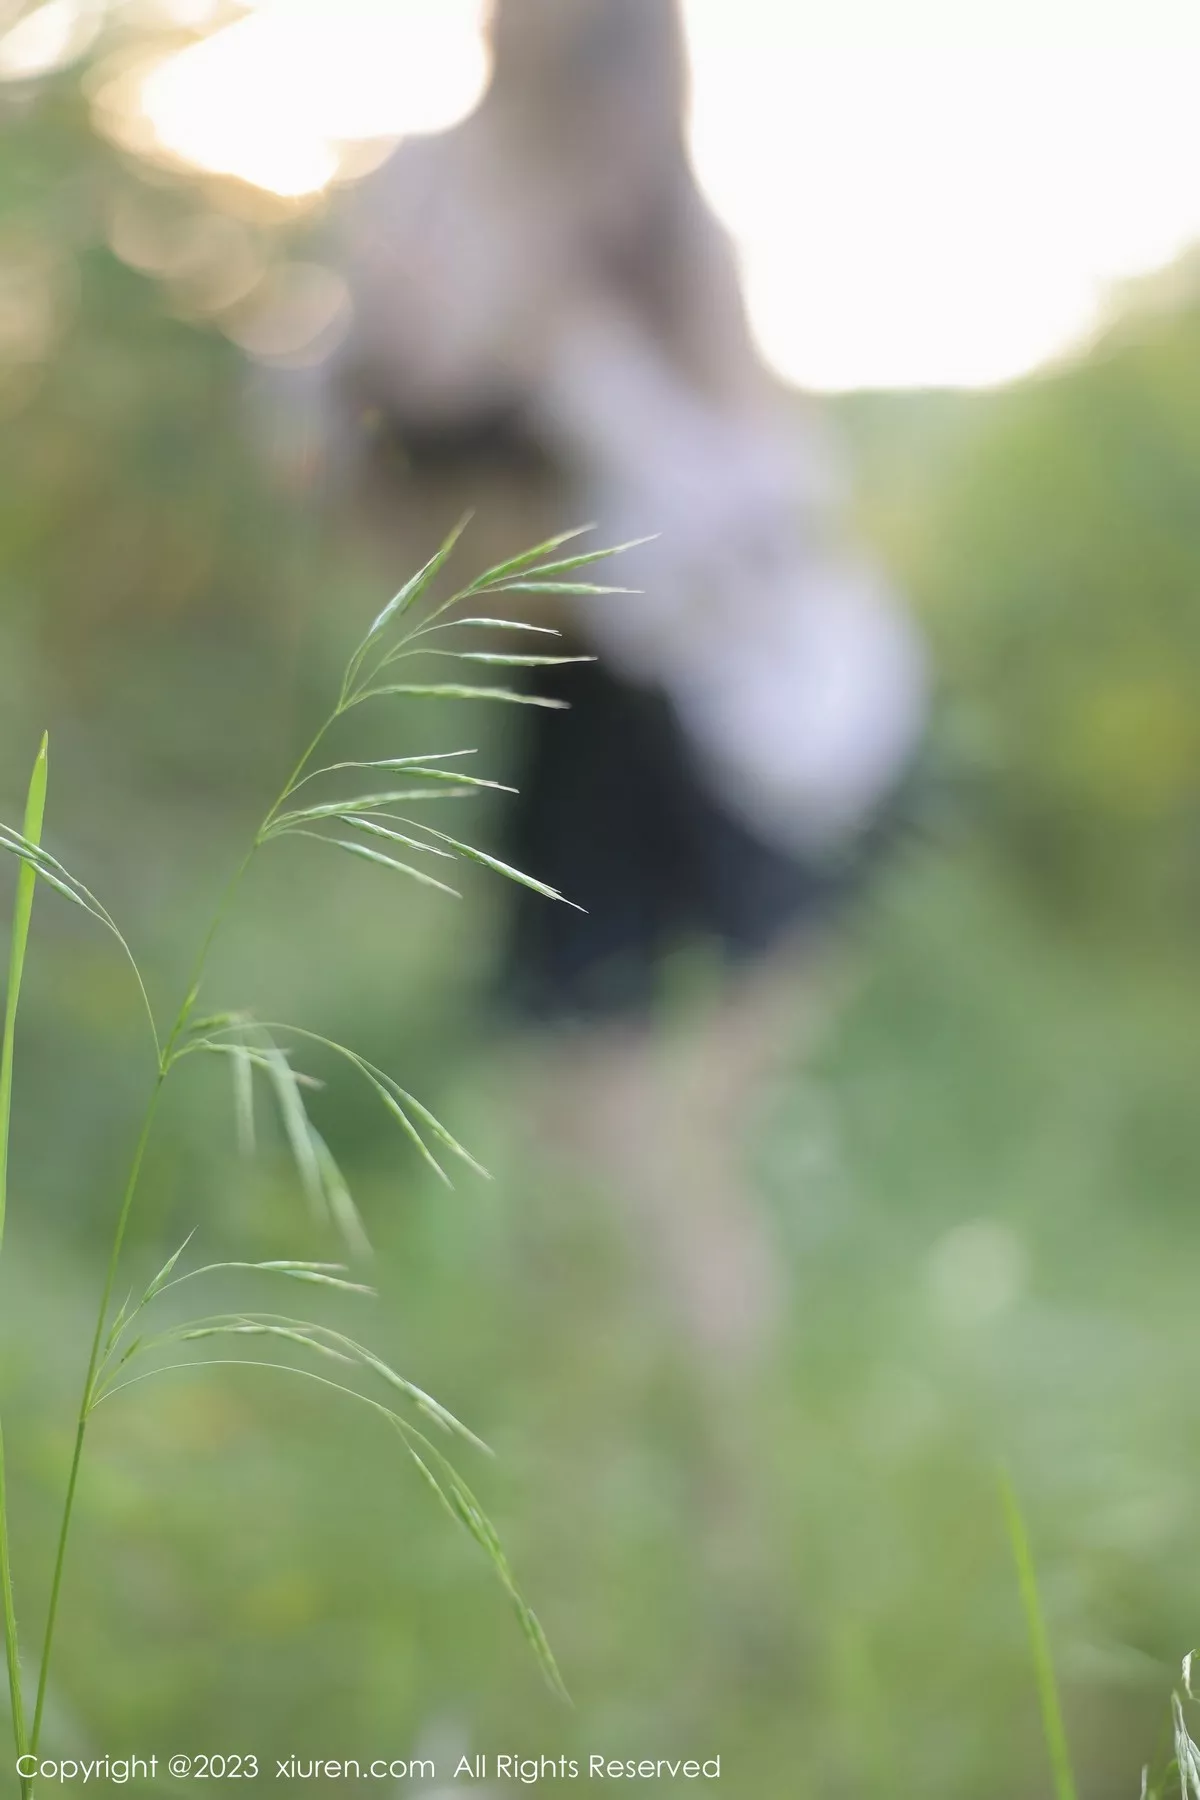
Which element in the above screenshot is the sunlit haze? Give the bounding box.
[11,0,1200,389]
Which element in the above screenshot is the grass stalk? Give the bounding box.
[29,838,290,1763]
[3,528,614,1785]
[0,1422,28,1795]
[27,713,336,1770]
[0,734,47,1261]
[999,1466,1079,1800]
[29,1078,164,1761]
[0,737,47,1792]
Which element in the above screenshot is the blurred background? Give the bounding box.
[3,1,1200,1794]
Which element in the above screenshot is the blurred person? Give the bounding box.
[303,0,928,1367]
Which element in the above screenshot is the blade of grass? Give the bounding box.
[488,581,634,596]
[22,527,632,1748]
[999,1467,1078,1800]
[175,1323,358,1362]
[0,1423,27,1787]
[0,735,46,1259]
[376,1080,491,1182]
[344,514,471,690]
[346,684,570,711]
[389,1416,568,1701]
[403,823,581,907]
[140,1232,198,1306]
[461,524,597,591]
[0,735,46,1781]
[282,752,510,800]
[423,652,595,668]
[119,1310,487,1453]
[304,835,464,900]
[93,1349,493,1483]
[414,618,562,638]
[339,818,454,858]
[231,1042,255,1158]
[355,1070,452,1186]
[473,535,652,587]
[260,1043,327,1223]
[307,1126,374,1261]
[1172,1695,1200,1799]
[209,1022,460,1187]
[158,1260,376,1298]
[266,789,484,833]
[0,827,158,1062]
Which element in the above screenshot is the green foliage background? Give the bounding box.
[4,30,1200,1799]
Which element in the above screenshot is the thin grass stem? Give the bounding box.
[999,1466,1078,1800]
[14,529,606,1777]
[29,1078,165,1759]
[28,672,353,1773]
[0,737,47,1790]
[0,1427,28,1795]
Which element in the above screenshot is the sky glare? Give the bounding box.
[9,0,1200,390]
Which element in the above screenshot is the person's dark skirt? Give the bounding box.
[498,660,880,1021]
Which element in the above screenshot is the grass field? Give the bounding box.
[4,825,1199,1796]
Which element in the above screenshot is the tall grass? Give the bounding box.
[1002,1471,1200,1798]
[0,524,630,1795]
[1000,1468,1079,1800]
[0,734,47,1781]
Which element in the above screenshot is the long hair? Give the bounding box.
[484,0,690,168]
